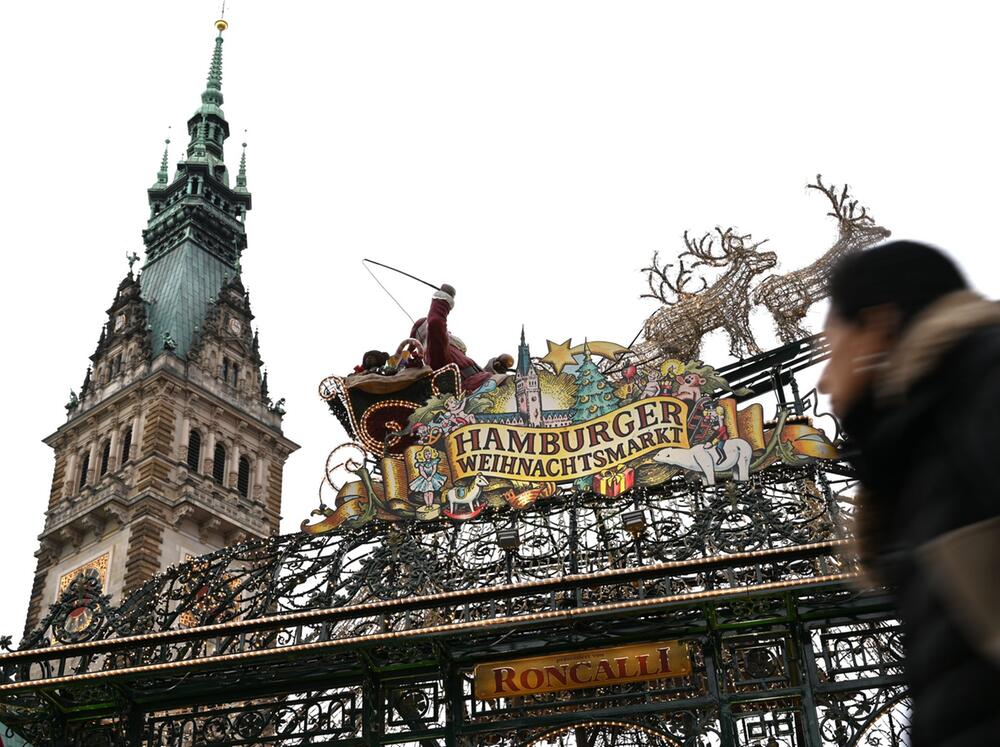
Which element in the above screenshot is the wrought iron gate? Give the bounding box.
[0,340,909,746]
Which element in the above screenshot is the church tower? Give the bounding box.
[515,327,543,426]
[23,19,299,636]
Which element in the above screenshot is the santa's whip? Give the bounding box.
[361,258,443,323]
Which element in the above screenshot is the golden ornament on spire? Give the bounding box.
[215,18,228,32]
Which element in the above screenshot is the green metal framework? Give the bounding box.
[0,339,909,746]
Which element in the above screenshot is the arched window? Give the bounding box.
[78,453,90,490]
[213,443,227,485]
[99,441,111,476]
[186,430,202,472]
[120,426,133,464]
[237,456,251,498]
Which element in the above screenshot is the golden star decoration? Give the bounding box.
[542,339,629,374]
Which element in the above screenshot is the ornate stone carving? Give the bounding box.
[199,517,223,543]
[57,527,84,551]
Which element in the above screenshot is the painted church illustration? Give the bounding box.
[477,328,573,428]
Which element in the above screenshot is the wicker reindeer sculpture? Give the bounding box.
[752,175,891,343]
[637,227,778,362]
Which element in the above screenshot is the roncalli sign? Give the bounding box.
[309,336,838,531]
[473,640,692,699]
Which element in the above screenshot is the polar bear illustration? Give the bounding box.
[652,439,753,485]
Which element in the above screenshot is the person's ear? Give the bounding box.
[857,304,902,348]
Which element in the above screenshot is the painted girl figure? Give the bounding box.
[409,447,447,507]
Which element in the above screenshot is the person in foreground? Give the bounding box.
[819,241,1000,746]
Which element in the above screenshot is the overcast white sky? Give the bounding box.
[1,1,998,639]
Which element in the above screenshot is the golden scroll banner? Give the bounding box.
[446,396,691,483]
[474,640,691,700]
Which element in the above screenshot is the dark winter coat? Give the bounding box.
[843,291,1000,747]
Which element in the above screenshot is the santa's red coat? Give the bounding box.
[416,297,491,394]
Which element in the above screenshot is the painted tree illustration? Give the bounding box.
[570,343,621,423]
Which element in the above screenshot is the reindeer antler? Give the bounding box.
[808,174,874,227]
[683,227,767,269]
[641,246,708,306]
[682,230,727,268]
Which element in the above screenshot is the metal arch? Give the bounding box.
[847,690,911,747]
[517,720,684,747]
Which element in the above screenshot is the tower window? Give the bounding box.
[78,453,90,490]
[222,357,230,382]
[232,363,240,386]
[187,430,202,472]
[237,456,251,498]
[213,443,227,485]
[99,441,111,476]
[121,426,133,464]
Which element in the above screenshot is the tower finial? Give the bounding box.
[215,0,228,34]
[235,130,248,192]
[203,18,226,108]
[156,127,171,185]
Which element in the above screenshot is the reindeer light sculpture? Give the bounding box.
[753,175,891,343]
[637,227,778,363]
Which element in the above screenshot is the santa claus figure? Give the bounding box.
[411,284,496,394]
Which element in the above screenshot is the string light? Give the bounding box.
[0,571,859,691]
[4,537,853,659]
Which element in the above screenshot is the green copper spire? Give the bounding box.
[184,20,230,168]
[142,15,251,360]
[155,131,171,185]
[201,26,225,110]
[235,137,248,192]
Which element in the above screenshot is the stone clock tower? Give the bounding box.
[23,20,299,636]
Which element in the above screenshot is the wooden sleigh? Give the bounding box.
[320,363,462,457]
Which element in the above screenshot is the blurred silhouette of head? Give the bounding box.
[818,241,967,417]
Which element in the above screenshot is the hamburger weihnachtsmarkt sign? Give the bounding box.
[308,335,836,533]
